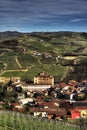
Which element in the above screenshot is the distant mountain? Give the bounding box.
[0,31,87,39]
[0,31,24,38]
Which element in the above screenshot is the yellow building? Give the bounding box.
[80,110,87,118]
[34,72,54,85]
[0,77,20,83]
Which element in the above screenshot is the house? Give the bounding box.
[30,107,67,119]
[69,109,81,119]
[69,107,87,118]
[37,101,61,109]
[59,83,68,88]
[27,85,51,91]
[11,102,25,112]
[12,79,22,87]
[80,109,87,118]
[72,101,87,117]
[0,76,20,83]
[34,111,47,117]
[19,98,34,105]
[34,71,54,85]
[30,107,47,117]
[68,80,78,87]
[73,100,87,107]
[18,93,25,99]
[11,102,22,109]
[43,52,52,58]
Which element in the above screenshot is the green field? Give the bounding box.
[1,65,67,82]
[0,31,87,81]
[0,111,79,130]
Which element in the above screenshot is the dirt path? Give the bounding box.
[0,52,4,56]
[0,69,28,76]
[0,55,28,76]
[38,58,42,64]
[15,56,22,69]
[3,63,7,70]
[60,66,69,81]
[0,63,7,75]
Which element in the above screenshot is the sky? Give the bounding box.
[0,0,87,32]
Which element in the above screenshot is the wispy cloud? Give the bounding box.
[0,0,87,32]
[71,18,87,22]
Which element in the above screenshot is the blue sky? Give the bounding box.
[0,0,87,32]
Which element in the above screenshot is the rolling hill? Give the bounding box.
[0,31,87,82]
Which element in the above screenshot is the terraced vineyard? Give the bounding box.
[0,111,79,130]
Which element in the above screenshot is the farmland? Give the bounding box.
[0,31,87,82]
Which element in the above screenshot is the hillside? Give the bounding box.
[0,31,87,82]
[0,111,79,130]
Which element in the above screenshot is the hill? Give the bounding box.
[0,31,87,82]
[0,31,23,38]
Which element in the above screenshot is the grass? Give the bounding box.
[21,65,67,81]
[0,56,19,70]
[41,58,56,64]
[1,65,67,82]
[18,54,40,67]
[1,71,25,77]
[0,63,4,71]
[0,111,79,130]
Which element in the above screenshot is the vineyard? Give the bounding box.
[0,111,79,130]
[0,31,87,81]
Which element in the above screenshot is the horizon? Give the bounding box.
[0,30,87,33]
[0,0,87,32]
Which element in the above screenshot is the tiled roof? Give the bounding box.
[30,107,67,116]
[59,83,67,88]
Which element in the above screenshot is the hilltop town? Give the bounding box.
[0,71,87,120]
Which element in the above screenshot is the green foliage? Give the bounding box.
[0,111,79,130]
[0,63,4,71]
[68,118,87,130]
[18,54,39,67]
[0,39,19,49]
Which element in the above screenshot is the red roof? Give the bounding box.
[81,80,87,83]
[69,109,81,119]
[59,83,67,88]
[38,101,59,107]
[30,107,67,116]
[75,107,87,110]
[11,102,20,106]
[68,80,78,86]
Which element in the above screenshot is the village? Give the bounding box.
[0,71,87,120]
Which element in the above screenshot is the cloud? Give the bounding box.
[0,0,87,16]
[0,0,87,32]
[71,18,87,22]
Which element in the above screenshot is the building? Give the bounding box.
[34,71,54,85]
[27,85,51,91]
[0,76,20,83]
[70,109,81,119]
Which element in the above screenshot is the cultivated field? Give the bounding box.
[0,31,87,81]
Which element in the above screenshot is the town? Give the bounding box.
[0,71,87,120]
